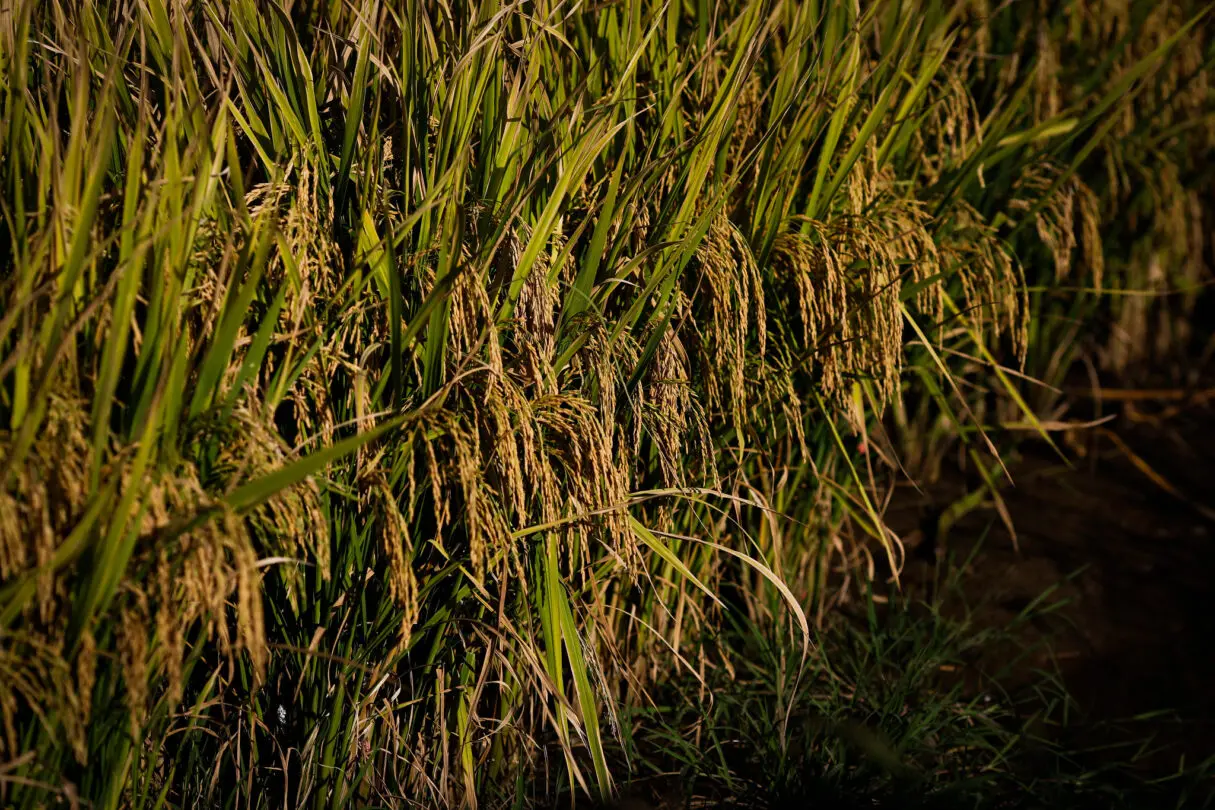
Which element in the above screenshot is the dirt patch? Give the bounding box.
[886,392,1215,774]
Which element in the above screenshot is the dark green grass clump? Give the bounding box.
[607,579,1215,810]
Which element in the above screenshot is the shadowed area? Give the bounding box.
[889,376,1215,778]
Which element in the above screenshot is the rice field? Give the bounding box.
[0,0,1211,807]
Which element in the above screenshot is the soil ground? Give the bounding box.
[887,381,1215,779]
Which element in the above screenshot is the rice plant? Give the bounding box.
[0,0,1209,807]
